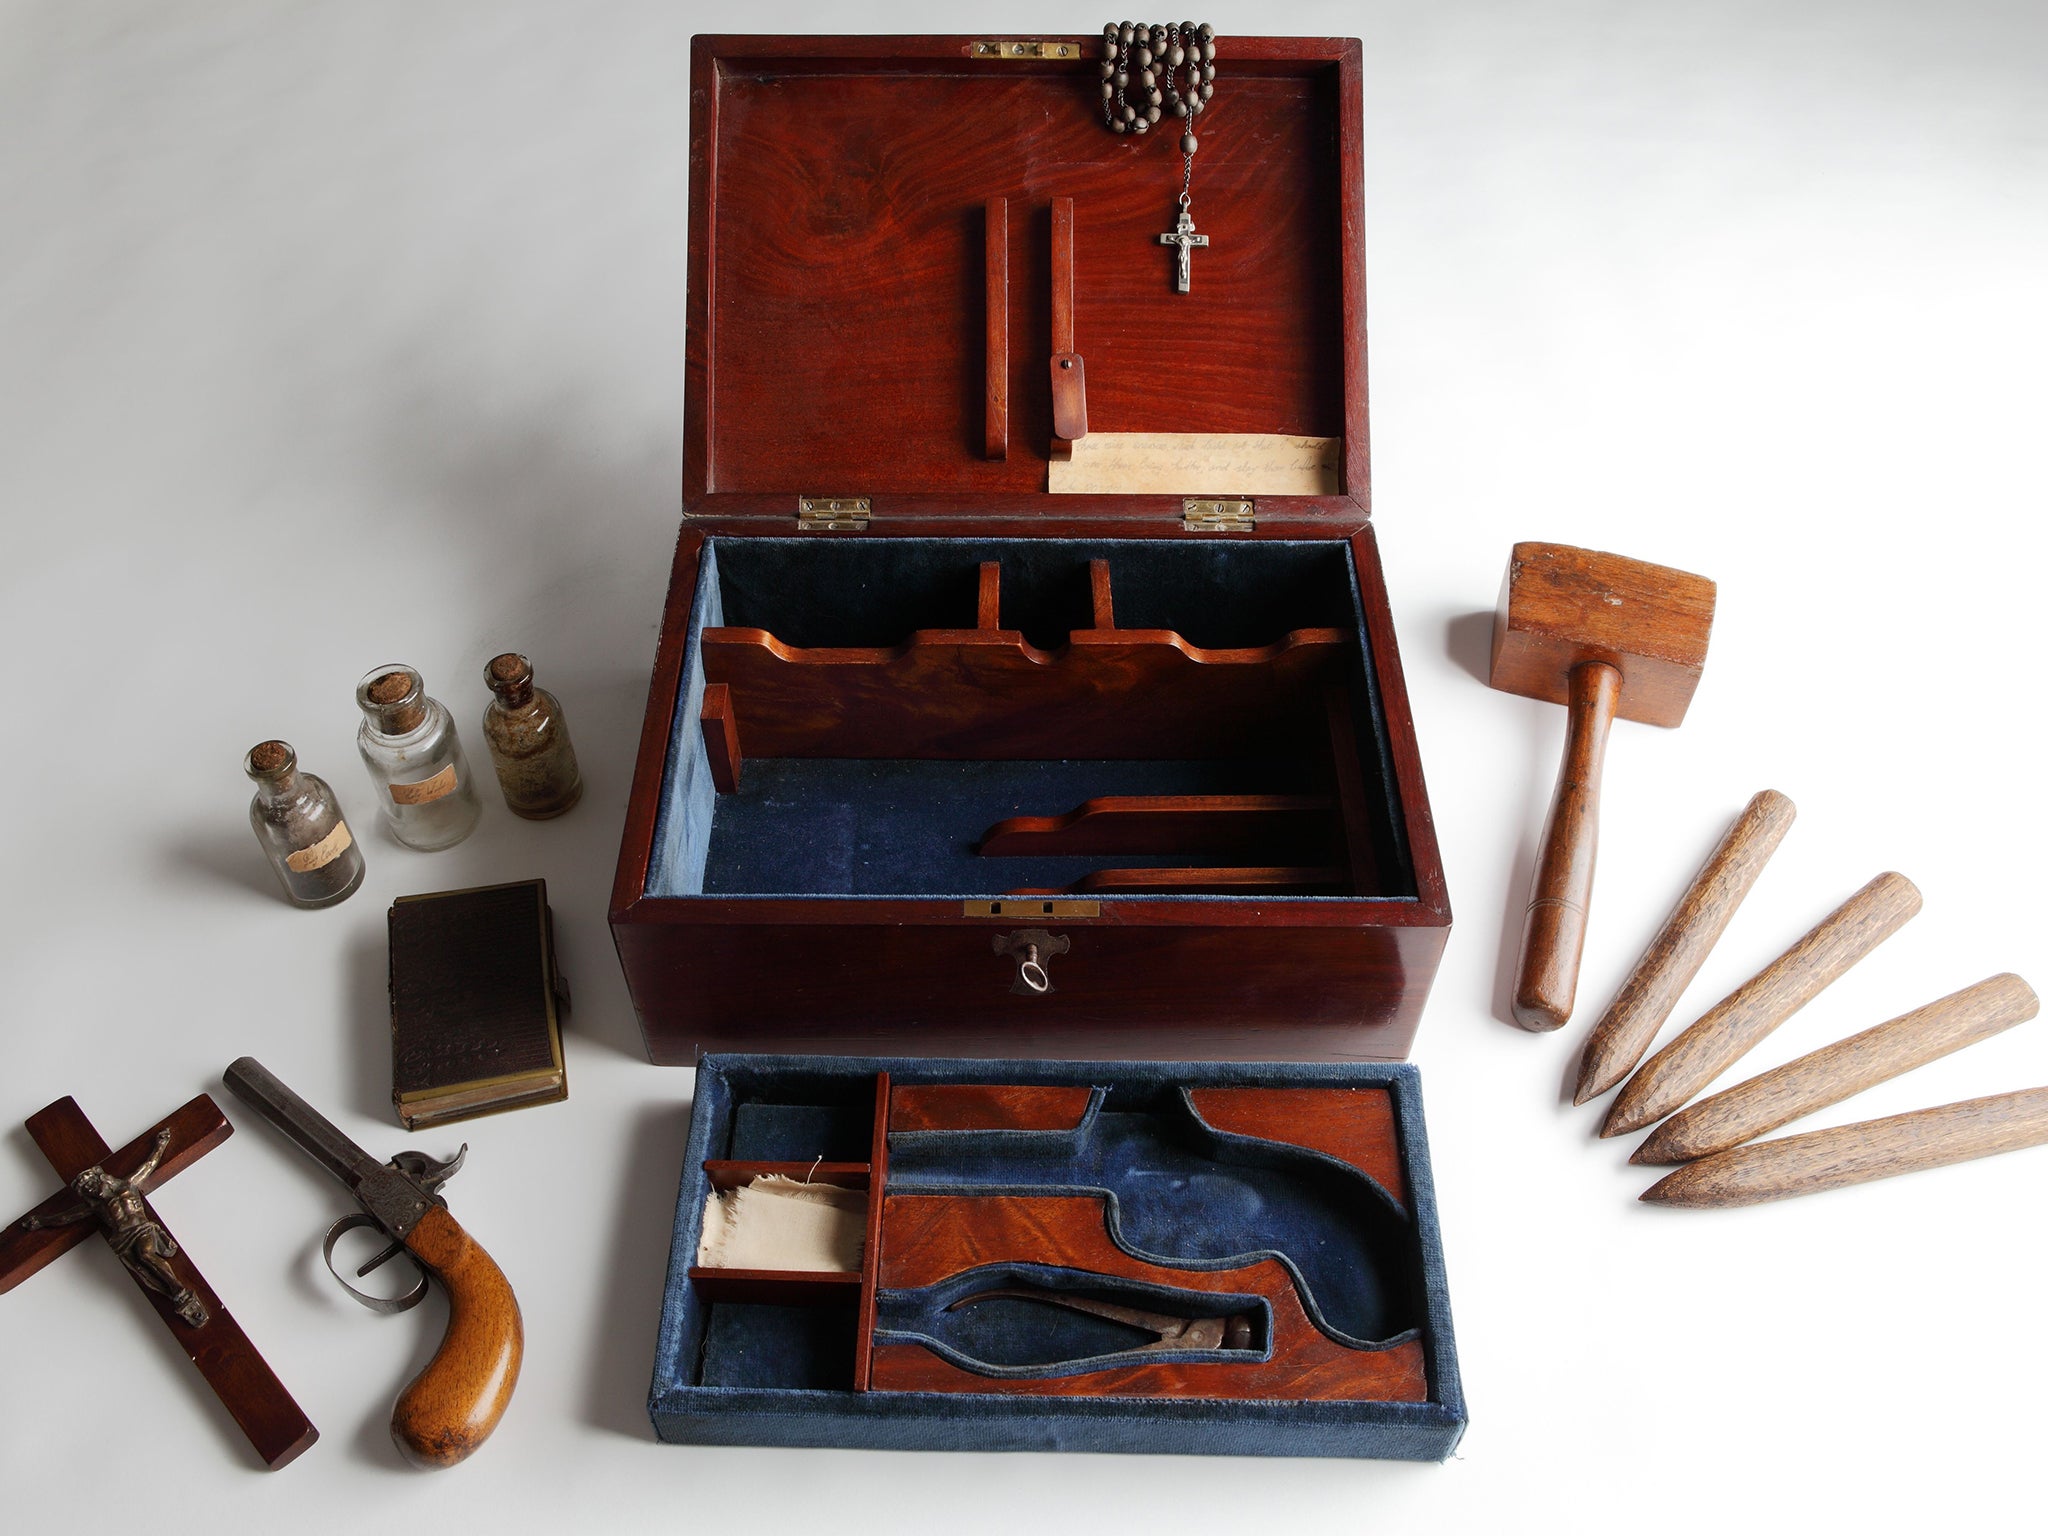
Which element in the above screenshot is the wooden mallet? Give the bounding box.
[1490,542,1717,1031]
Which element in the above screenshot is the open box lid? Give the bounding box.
[683,35,1370,531]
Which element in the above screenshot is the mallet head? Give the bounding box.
[1490,542,1716,725]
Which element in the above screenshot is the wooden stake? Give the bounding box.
[1640,1086,2048,1208]
[1631,973,2038,1164]
[1574,790,1795,1104]
[1601,872,1921,1137]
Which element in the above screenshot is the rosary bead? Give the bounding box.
[1101,81,1115,98]
[1181,132,1197,153]
[1146,104,1161,121]
[1172,100,1188,116]
[1137,46,1152,66]
[1200,81,1213,99]
[1198,22,1214,39]
[1115,70,1128,87]
[1119,23,1134,44]
[1189,95,1204,113]
[1202,63,1215,81]
[1148,88,1163,105]
[1133,116,1150,133]
[1141,67,1154,86]
[1122,103,1137,122]
[1113,119,1128,133]
[1169,45,1184,66]
[1101,60,1115,77]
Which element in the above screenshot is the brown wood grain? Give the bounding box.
[700,623,1347,759]
[890,1083,1096,1134]
[1575,789,1798,1102]
[1088,558,1115,628]
[687,1268,863,1306]
[868,1192,1427,1401]
[1639,1086,2048,1208]
[984,197,1008,459]
[699,681,741,794]
[1,1094,230,1293]
[391,1204,523,1469]
[1185,1087,1407,1212]
[1511,659,1620,1031]
[1603,872,1924,1136]
[614,904,1450,1064]
[688,39,1355,507]
[978,794,1339,859]
[1489,542,1717,728]
[854,1071,890,1391]
[977,560,1001,629]
[1632,973,2039,1164]
[18,1096,317,1470]
[702,1160,870,1191]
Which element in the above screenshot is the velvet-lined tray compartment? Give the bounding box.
[645,537,1406,902]
[650,1054,1467,1459]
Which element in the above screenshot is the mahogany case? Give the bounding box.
[609,35,1451,1061]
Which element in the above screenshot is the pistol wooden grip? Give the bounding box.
[392,1205,523,1469]
[1514,660,1621,1031]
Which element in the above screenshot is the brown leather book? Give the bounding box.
[388,879,568,1130]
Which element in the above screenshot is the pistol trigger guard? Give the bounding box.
[322,1212,430,1315]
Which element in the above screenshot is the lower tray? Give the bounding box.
[649,1054,1466,1459]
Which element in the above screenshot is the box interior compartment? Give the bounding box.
[646,536,1416,901]
[654,1055,1466,1458]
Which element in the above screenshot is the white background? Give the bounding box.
[2,2,2042,1531]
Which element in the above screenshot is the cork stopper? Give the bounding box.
[485,652,535,707]
[357,665,429,734]
[245,739,296,781]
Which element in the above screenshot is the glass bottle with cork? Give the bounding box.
[354,664,482,850]
[481,652,582,818]
[245,739,366,907]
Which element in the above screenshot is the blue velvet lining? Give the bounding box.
[887,1085,1416,1347]
[871,1262,1276,1379]
[643,538,1415,902]
[650,1055,1467,1459]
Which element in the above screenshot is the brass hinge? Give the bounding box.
[797,496,870,531]
[1182,498,1255,533]
[971,39,1084,60]
[962,899,1101,918]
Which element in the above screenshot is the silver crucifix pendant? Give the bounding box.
[1158,206,1209,293]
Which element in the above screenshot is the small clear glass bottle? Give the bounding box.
[481,652,584,819]
[245,740,366,907]
[354,664,482,850]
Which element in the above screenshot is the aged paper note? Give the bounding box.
[1047,432,1342,496]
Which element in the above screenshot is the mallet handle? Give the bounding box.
[1513,660,1620,1030]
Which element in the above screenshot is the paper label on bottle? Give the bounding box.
[390,765,458,806]
[285,820,355,872]
[1046,433,1342,496]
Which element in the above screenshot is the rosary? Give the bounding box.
[1098,21,1218,293]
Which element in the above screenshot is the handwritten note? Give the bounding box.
[1047,433,1343,496]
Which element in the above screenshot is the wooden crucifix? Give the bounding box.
[1,1093,318,1469]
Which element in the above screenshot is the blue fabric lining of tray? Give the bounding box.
[642,537,1415,901]
[650,1055,1467,1459]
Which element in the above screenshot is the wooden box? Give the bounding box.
[608,35,1450,1062]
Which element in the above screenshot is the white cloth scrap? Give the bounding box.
[696,1174,868,1272]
